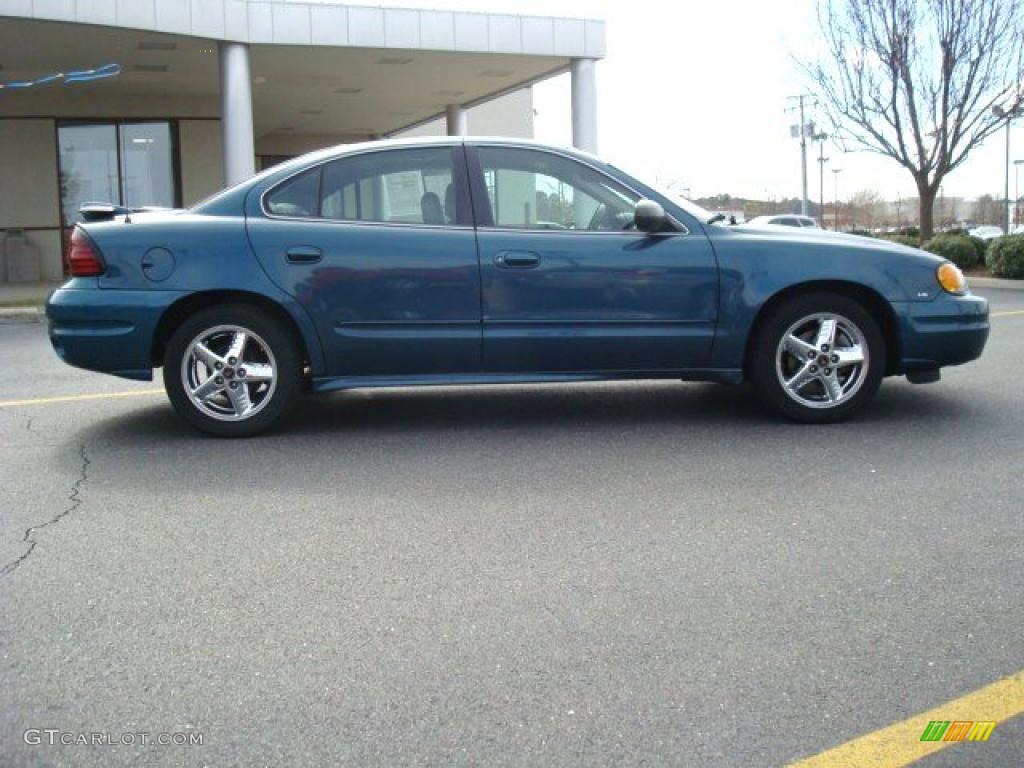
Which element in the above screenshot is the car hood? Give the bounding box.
[725,223,944,264]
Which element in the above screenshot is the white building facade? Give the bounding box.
[0,0,604,281]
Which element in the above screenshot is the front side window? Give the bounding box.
[265,147,460,225]
[477,147,640,231]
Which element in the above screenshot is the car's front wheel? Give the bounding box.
[163,304,300,437]
[749,293,885,423]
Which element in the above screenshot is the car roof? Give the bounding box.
[301,135,601,163]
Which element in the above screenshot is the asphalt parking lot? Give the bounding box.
[2,287,1022,767]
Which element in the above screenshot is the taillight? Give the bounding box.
[68,227,105,277]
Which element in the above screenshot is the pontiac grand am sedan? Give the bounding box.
[47,138,989,436]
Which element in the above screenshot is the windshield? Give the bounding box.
[673,197,719,223]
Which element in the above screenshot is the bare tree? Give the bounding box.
[804,0,1024,241]
[850,188,884,228]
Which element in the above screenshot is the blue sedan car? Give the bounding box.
[47,138,989,436]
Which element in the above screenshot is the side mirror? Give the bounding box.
[634,199,668,233]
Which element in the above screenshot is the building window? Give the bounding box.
[57,120,180,226]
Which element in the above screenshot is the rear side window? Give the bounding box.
[265,169,320,217]
[264,147,462,225]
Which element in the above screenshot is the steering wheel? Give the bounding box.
[586,203,608,230]
[587,204,639,231]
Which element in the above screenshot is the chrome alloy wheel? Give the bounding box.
[181,324,277,422]
[774,312,869,409]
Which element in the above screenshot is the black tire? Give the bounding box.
[163,304,300,437]
[749,292,885,423]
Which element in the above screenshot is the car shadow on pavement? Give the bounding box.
[76,378,977,445]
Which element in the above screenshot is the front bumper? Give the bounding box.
[897,291,989,372]
[46,282,186,381]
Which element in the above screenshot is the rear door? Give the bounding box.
[246,145,481,377]
[467,144,718,373]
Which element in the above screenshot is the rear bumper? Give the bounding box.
[46,283,186,381]
[897,292,989,372]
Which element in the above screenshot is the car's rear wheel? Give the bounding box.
[749,292,885,423]
[163,305,300,437]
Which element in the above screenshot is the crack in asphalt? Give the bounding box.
[0,442,90,578]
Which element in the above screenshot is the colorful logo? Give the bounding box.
[920,720,997,742]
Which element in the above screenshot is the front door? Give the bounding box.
[468,145,718,373]
[246,145,481,378]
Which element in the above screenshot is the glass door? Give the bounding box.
[57,123,120,226]
[57,120,178,226]
[118,122,175,209]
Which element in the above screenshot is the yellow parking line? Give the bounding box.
[0,389,164,408]
[991,309,1024,317]
[788,669,1024,767]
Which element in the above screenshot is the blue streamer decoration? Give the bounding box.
[0,63,121,90]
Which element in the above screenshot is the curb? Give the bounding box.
[0,307,45,324]
[969,276,1024,291]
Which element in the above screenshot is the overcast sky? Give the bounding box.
[386,0,1022,204]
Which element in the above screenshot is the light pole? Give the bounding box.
[1015,159,1023,229]
[993,104,1023,233]
[787,94,816,216]
[813,131,829,226]
[832,168,843,231]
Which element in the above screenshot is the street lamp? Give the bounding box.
[1015,159,1024,229]
[993,104,1023,233]
[813,131,829,227]
[832,168,843,231]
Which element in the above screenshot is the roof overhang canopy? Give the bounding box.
[0,2,605,139]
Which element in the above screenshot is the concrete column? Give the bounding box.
[219,42,256,185]
[571,58,598,154]
[446,104,468,136]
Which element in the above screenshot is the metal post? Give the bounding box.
[219,42,256,186]
[799,96,808,216]
[1005,117,1012,233]
[570,58,598,154]
[1015,159,1023,228]
[445,104,467,136]
[832,168,842,231]
[815,132,828,226]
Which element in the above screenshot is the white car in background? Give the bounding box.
[746,214,821,229]
[969,225,1004,241]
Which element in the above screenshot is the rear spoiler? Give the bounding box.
[79,202,176,223]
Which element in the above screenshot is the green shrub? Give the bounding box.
[899,226,920,239]
[969,236,988,264]
[883,234,919,248]
[986,234,1024,279]
[923,234,979,268]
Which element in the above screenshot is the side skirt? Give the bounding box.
[311,368,744,393]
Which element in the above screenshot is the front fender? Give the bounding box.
[705,229,936,370]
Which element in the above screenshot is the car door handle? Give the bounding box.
[286,246,322,264]
[494,250,541,269]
